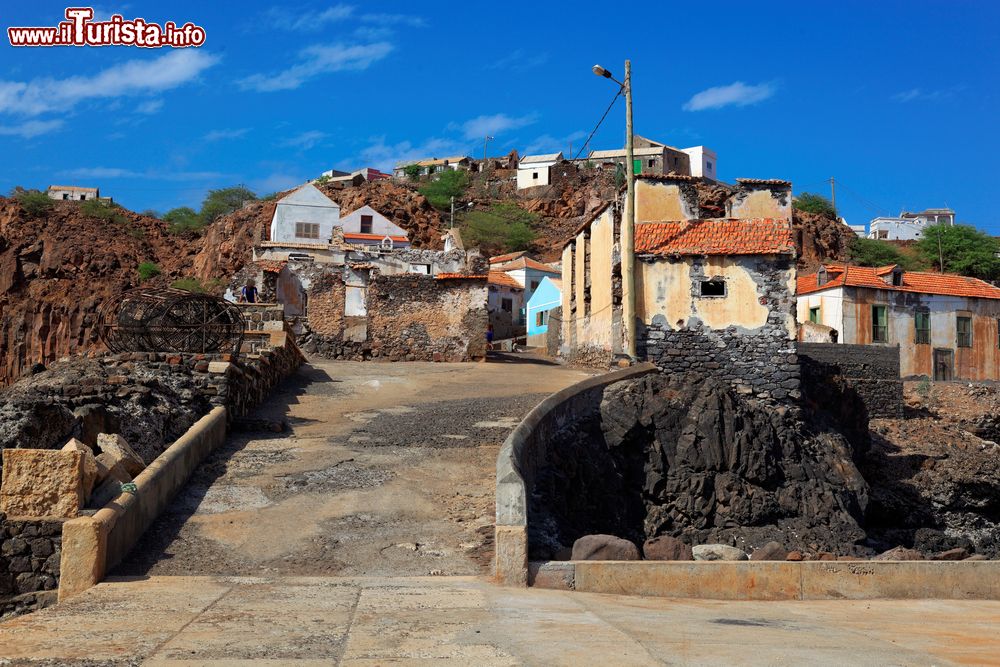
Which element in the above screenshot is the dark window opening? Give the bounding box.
[809,306,820,324]
[915,310,931,345]
[79,194,86,201]
[648,159,654,167]
[532,172,539,180]
[892,269,904,286]
[360,214,373,234]
[62,193,69,200]
[501,298,513,313]
[872,305,888,343]
[957,316,973,348]
[536,311,545,327]
[699,279,725,297]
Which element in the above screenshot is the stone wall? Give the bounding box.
[799,343,904,419]
[0,514,63,620]
[639,256,800,403]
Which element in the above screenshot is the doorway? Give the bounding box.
[933,348,954,381]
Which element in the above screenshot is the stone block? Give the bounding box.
[207,361,231,374]
[96,433,145,478]
[0,449,87,519]
[62,438,98,500]
[692,544,748,561]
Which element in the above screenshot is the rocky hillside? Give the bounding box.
[0,197,203,386]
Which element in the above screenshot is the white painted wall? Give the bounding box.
[796,288,846,337]
[516,161,557,189]
[681,146,717,180]
[868,218,926,241]
[339,205,408,237]
[269,184,341,245]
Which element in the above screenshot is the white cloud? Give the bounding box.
[59,166,229,181]
[204,128,250,142]
[266,4,355,31]
[135,99,163,114]
[682,81,776,111]
[459,113,537,140]
[0,119,64,138]
[0,50,218,117]
[359,13,425,27]
[239,42,393,92]
[280,130,328,150]
[891,88,952,103]
[524,130,587,156]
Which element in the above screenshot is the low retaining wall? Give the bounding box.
[531,560,1000,600]
[0,516,64,619]
[58,406,228,600]
[494,363,659,586]
[799,342,904,418]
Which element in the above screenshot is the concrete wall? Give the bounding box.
[59,407,228,600]
[494,364,658,586]
[533,560,1000,600]
[799,342,904,418]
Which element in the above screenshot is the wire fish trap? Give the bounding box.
[98,288,245,356]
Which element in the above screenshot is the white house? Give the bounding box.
[489,254,560,303]
[517,152,563,190]
[680,146,718,180]
[868,208,956,241]
[339,205,411,249]
[47,185,101,201]
[269,183,341,245]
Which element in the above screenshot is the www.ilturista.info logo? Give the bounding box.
[8,7,206,48]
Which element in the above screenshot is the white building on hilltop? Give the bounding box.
[269,184,341,245]
[868,208,956,241]
[516,152,563,190]
[680,146,718,180]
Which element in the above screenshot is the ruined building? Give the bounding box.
[560,175,800,400]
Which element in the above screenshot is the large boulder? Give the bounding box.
[643,535,693,561]
[571,534,640,561]
[750,541,788,561]
[872,546,924,561]
[0,449,87,518]
[96,433,145,478]
[692,544,748,561]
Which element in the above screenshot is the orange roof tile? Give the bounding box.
[797,264,1000,300]
[435,273,487,280]
[488,271,523,289]
[489,251,527,264]
[634,219,795,256]
[495,257,561,274]
[343,232,409,242]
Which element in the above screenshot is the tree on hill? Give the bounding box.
[200,186,256,223]
[11,188,53,218]
[849,237,919,269]
[419,170,468,210]
[916,224,1000,280]
[794,192,837,218]
[403,164,421,180]
[461,203,538,255]
[163,206,204,234]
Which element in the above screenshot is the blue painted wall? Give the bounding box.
[526,277,561,336]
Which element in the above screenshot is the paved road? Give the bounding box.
[4,355,1000,665]
[117,355,591,578]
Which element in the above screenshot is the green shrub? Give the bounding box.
[403,164,421,180]
[793,192,837,218]
[199,186,257,223]
[462,202,539,255]
[849,237,915,269]
[916,224,1000,279]
[171,277,206,293]
[80,198,127,224]
[163,206,205,235]
[314,174,331,185]
[419,170,469,210]
[14,189,54,217]
[137,261,160,281]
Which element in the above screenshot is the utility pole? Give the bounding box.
[829,176,837,215]
[483,135,493,169]
[450,196,455,229]
[936,224,945,272]
[622,59,636,360]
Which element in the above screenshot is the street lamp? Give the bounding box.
[593,61,636,360]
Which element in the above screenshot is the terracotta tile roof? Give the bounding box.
[736,178,792,187]
[636,173,697,182]
[343,233,409,243]
[489,251,527,264]
[254,260,286,274]
[488,271,523,289]
[798,264,1000,300]
[435,273,487,280]
[634,219,795,256]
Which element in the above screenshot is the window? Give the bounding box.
[957,316,973,348]
[536,311,546,327]
[648,159,655,167]
[295,222,320,239]
[530,280,540,292]
[699,279,726,297]
[360,214,373,234]
[79,194,86,201]
[892,269,904,286]
[915,311,931,344]
[62,193,69,200]
[532,171,539,180]
[501,298,513,313]
[809,306,821,324]
[872,305,888,343]
[706,161,713,171]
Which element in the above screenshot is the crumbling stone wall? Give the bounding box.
[799,343,904,418]
[305,271,345,337]
[640,256,800,402]
[0,514,63,620]
[367,275,488,362]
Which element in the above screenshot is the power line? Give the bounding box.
[573,88,623,161]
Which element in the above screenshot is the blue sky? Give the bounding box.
[1,1,998,232]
